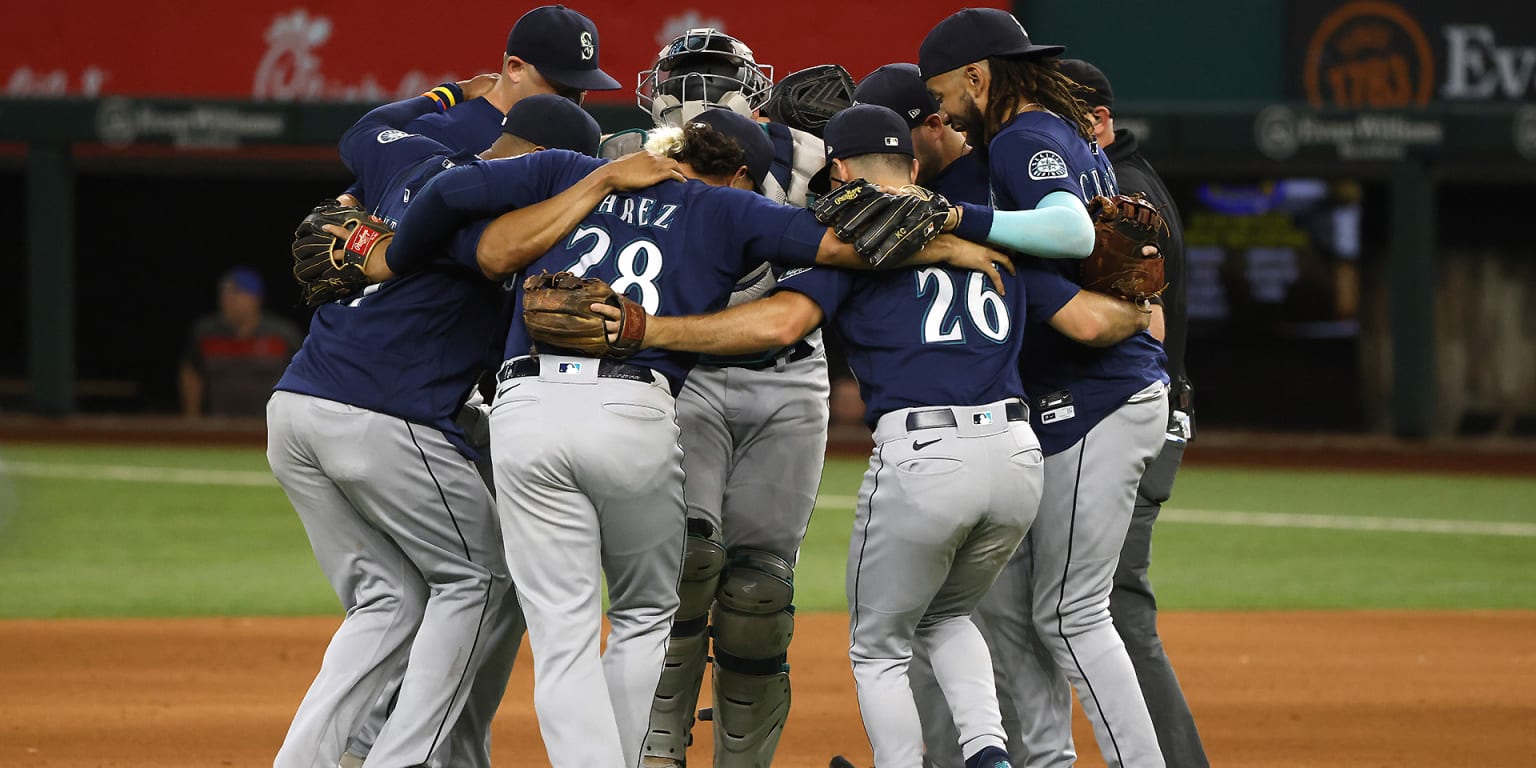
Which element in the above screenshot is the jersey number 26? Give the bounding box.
[915,268,1010,344]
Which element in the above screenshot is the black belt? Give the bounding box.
[905,400,1029,431]
[699,340,816,371]
[496,357,658,386]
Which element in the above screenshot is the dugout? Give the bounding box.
[1,98,1531,437]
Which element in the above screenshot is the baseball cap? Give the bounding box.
[221,266,264,299]
[1057,59,1115,109]
[501,94,603,156]
[809,104,913,193]
[918,8,1065,80]
[689,108,774,189]
[853,63,940,131]
[505,5,622,91]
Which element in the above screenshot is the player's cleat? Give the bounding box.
[696,706,713,722]
[828,756,858,768]
[964,745,1013,768]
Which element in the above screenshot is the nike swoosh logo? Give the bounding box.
[913,438,941,451]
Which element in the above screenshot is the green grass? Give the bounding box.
[1,443,1534,618]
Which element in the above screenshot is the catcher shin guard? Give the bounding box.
[710,549,795,767]
[642,519,726,765]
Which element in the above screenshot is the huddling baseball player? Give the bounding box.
[916,9,1173,768]
[589,103,1058,768]
[608,29,860,768]
[370,108,1004,767]
[270,10,634,768]
[1057,57,1207,768]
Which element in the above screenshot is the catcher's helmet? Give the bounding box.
[638,28,773,126]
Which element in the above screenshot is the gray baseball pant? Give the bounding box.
[850,400,1043,768]
[490,357,685,768]
[267,391,510,768]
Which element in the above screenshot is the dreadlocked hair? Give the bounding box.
[984,55,1094,142]
[644,121,747,178]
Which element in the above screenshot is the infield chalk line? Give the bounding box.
[812,495,1536,538]
[3,460,1533,538]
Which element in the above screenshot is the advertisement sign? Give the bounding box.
[0,2,1004,103]
[1288,0,1536,107]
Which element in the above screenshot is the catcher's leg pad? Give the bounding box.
[709,548,795,767]
[642,518,726,764]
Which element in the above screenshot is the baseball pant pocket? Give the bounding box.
[601,402,668,421]
[896,456,965,476]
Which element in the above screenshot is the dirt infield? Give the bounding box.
[3,611,1533,767]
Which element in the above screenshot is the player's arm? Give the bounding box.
[947,190,1095,260]
[595,291,825,356]
[474,152,687,280]
[1047,289,1151,347]
[1147,299,1166,342]
[336,75,499,198]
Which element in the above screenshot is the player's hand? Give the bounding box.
[925,234,1014,294]
[457,73,501,101]
[336,193,362,209]
[589,301,659,348]
[600,151,687,192]
[320,223,395,282]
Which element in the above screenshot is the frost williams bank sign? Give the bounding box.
[1289,0,1536,108]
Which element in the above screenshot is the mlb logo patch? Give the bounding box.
[973,411,994,426]
[558,362,583,374]
[885,136,899,147]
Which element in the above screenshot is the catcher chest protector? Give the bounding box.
[638,28,773,126]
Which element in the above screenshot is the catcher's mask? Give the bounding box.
[638,28,773,126]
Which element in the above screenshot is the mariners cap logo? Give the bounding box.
[579,31,594,61]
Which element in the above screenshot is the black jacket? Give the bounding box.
[1105,128,1192,399]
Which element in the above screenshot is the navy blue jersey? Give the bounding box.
[277,96,511,459]
[396,150,827,390]
[343,97,504,207]
[989,112,1168,454]
[778,265,1026,427]
[930,149,990,206]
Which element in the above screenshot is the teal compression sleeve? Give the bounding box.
[983,190,1095,259]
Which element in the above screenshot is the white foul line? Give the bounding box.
[0,461,276,487]
[813,495,1536,538]
[3,461,1534,538]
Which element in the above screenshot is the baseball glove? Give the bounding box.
[812,180,951,268]
[291,200,393,307]
[760,64,855,138]
[1082,194,1169,302]
[521,271,646,357]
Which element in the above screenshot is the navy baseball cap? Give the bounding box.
[221,266,264,299]
[690,108,773,189]
[501,93,603,156]
[1057,59,1115,109]
[505,5,622,91]
[919,8,1065,80]
[809,104,913,193]
[854,63,940,130]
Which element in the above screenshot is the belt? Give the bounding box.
[905,400,1029,431]
[495,357,658,386]
[699,340,816,371]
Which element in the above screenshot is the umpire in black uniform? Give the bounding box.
[1059,58,1208,768]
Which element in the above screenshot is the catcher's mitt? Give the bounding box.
[1083,194,1169,302]
[291,200,393,307]
[521,271,645,357]
[812,180,951,268]
[760,64,855,138]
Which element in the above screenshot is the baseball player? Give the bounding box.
[379,109,1009,768]
[853,63,988,205]
[627,30,837,768]
[593,105,1155,768]
[315,8,624,768]
[920,10,1171,768]
[1057,57,1206,768]
[272,11,632,765]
